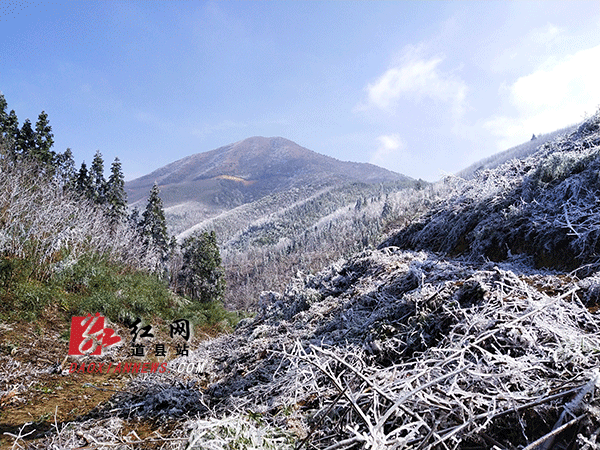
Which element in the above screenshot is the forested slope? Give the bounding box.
[189,179,425,309]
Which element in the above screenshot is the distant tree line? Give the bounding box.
[0,93,224,304]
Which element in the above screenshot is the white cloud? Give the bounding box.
[529,23,562,45]
[488,22,566,76]
[370,134,405,167]
[485,44,600,149]
[358,47,467,121]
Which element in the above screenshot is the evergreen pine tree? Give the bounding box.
[33,110,55,166]
[106,157,127,222]
[4,110,19,157]
[75,161,92,198]
[0,95,20,158]
[381,196,393,219]
[129,207,141,229]
[141,183,169,258]
[16,119,36,158]
[56,148,77,190]
[0,94,7,125]
[0,94,8,151]
[177,231,225,302]
[90,150,107,205]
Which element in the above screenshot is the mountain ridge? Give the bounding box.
[126,136,408,209]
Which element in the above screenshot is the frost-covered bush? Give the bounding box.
[0,156,161,278]
[183,415,296,450]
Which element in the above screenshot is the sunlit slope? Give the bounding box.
[382,111,600,270]
[456,124,577,179]
[126,136,408,208]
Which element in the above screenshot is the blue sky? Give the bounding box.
[1,1,600,181]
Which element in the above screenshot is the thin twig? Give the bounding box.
[522,413,587,450]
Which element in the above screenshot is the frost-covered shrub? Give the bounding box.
[184,414,296,450]
[0,157,161,277]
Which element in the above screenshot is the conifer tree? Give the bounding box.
[56,148,77,190]
[4,110,19,155]
[33,111,55,165]
[0,94,9,151]
[177,231,225,302]
[141,183,169,258]
[129,207,141,229]
[381,197,393,218]
[90,150,107,205]
[106,157,127,222]
[76,161,92,198]
[0,94,7,126]
[16,119,35,158]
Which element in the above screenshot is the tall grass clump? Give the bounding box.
[53,255,175,322]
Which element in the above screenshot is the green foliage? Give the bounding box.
[55,148,77,190]
[32,111,55,165]
[0,109,19,156]
[177,231,226,303]
[0,253,238,329]
[183,296,243,331]
[0,94,16,151]
[16,119,36,157]
[54,255,175,322]
[75,161,92,198]
[0,256,65,321]
[0,94,236,331]
[0,94,72,180]
[73,152,127,215]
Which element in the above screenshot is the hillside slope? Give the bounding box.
[381,111,600,271]
[455,124,576,179]
[126,136,418,309]
[26,112,600,449]
[37,243,600,449]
